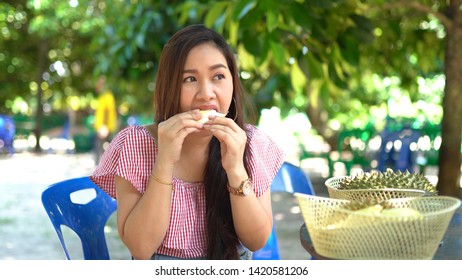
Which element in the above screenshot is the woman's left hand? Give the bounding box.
[203,116,247,176]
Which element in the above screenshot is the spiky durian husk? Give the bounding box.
[337,169,437,194]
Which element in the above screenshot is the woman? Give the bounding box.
[91,24,284,260]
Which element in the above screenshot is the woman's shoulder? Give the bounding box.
[243,124,285,196]
[244,124,272,143]
[114,124,156,144]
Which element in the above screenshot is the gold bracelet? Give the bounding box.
[150,173,173,186]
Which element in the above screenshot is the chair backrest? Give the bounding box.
[0,114,15,153]
[270,162,315,195]
[377,128,422,172]
[253,162,315,260]
[41,176,117,260]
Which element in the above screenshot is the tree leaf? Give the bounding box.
[270,41,286,68]
[266,10,278,32]
[304,54,325,80]
[205,2,228,28]
[232,0,256,21]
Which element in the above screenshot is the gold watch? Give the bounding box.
[227,178,252,196]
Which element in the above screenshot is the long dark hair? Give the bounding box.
[153,24,249,259]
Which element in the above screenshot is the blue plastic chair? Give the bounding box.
[252,162,315,260]
[0,114,15,155]
[41,176,117,260]
[377,127,421,172]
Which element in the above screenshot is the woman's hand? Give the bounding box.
[156,109,204,167]
[204,117,247,177]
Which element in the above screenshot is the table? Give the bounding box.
[299,205,462,260]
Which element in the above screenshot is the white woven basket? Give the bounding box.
[325,176,430,201]
[295,193,461,259]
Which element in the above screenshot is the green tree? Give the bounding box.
[195,0,461,196]
[1,0,460,196]
[0,1,34,112]
[1,0,102,151]
[361,0,462,197]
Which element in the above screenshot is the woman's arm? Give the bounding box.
[116,111,204,259]
[204,117,274,251]
[115,163,174,259]
[227,170,273,252]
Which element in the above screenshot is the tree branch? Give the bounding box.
[381,1,452,30]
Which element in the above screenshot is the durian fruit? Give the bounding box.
[197,110,226,124]
[341,199,390,211]
[324,200,421,230]
[337,168,437,194]
[352,204,383,216]
[381,207,422,218]
[341,200,422,218]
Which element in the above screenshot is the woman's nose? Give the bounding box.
[197,81,215,100]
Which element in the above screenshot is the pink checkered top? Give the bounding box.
[90,124,284,259]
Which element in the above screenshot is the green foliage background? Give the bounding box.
[0,0,445,124]
[1,0,460,195]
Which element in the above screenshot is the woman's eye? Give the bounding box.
[214,74,225,80]
[183,76,196,83]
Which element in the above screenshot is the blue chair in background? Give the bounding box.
[0,114,15,155]
[377,126,421,172]
[41,176,117,260]
[252,162,315,260]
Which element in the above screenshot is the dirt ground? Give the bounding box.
[270,158,330,260]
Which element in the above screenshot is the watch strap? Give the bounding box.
[227,178,251,196]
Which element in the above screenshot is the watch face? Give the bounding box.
[242,180,252,196]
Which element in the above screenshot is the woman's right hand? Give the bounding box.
[156,109,204,167]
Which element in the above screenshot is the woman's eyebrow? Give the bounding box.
[183,63,228,73]
[209,63,228,70]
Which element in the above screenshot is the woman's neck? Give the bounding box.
[174,132,213,182]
